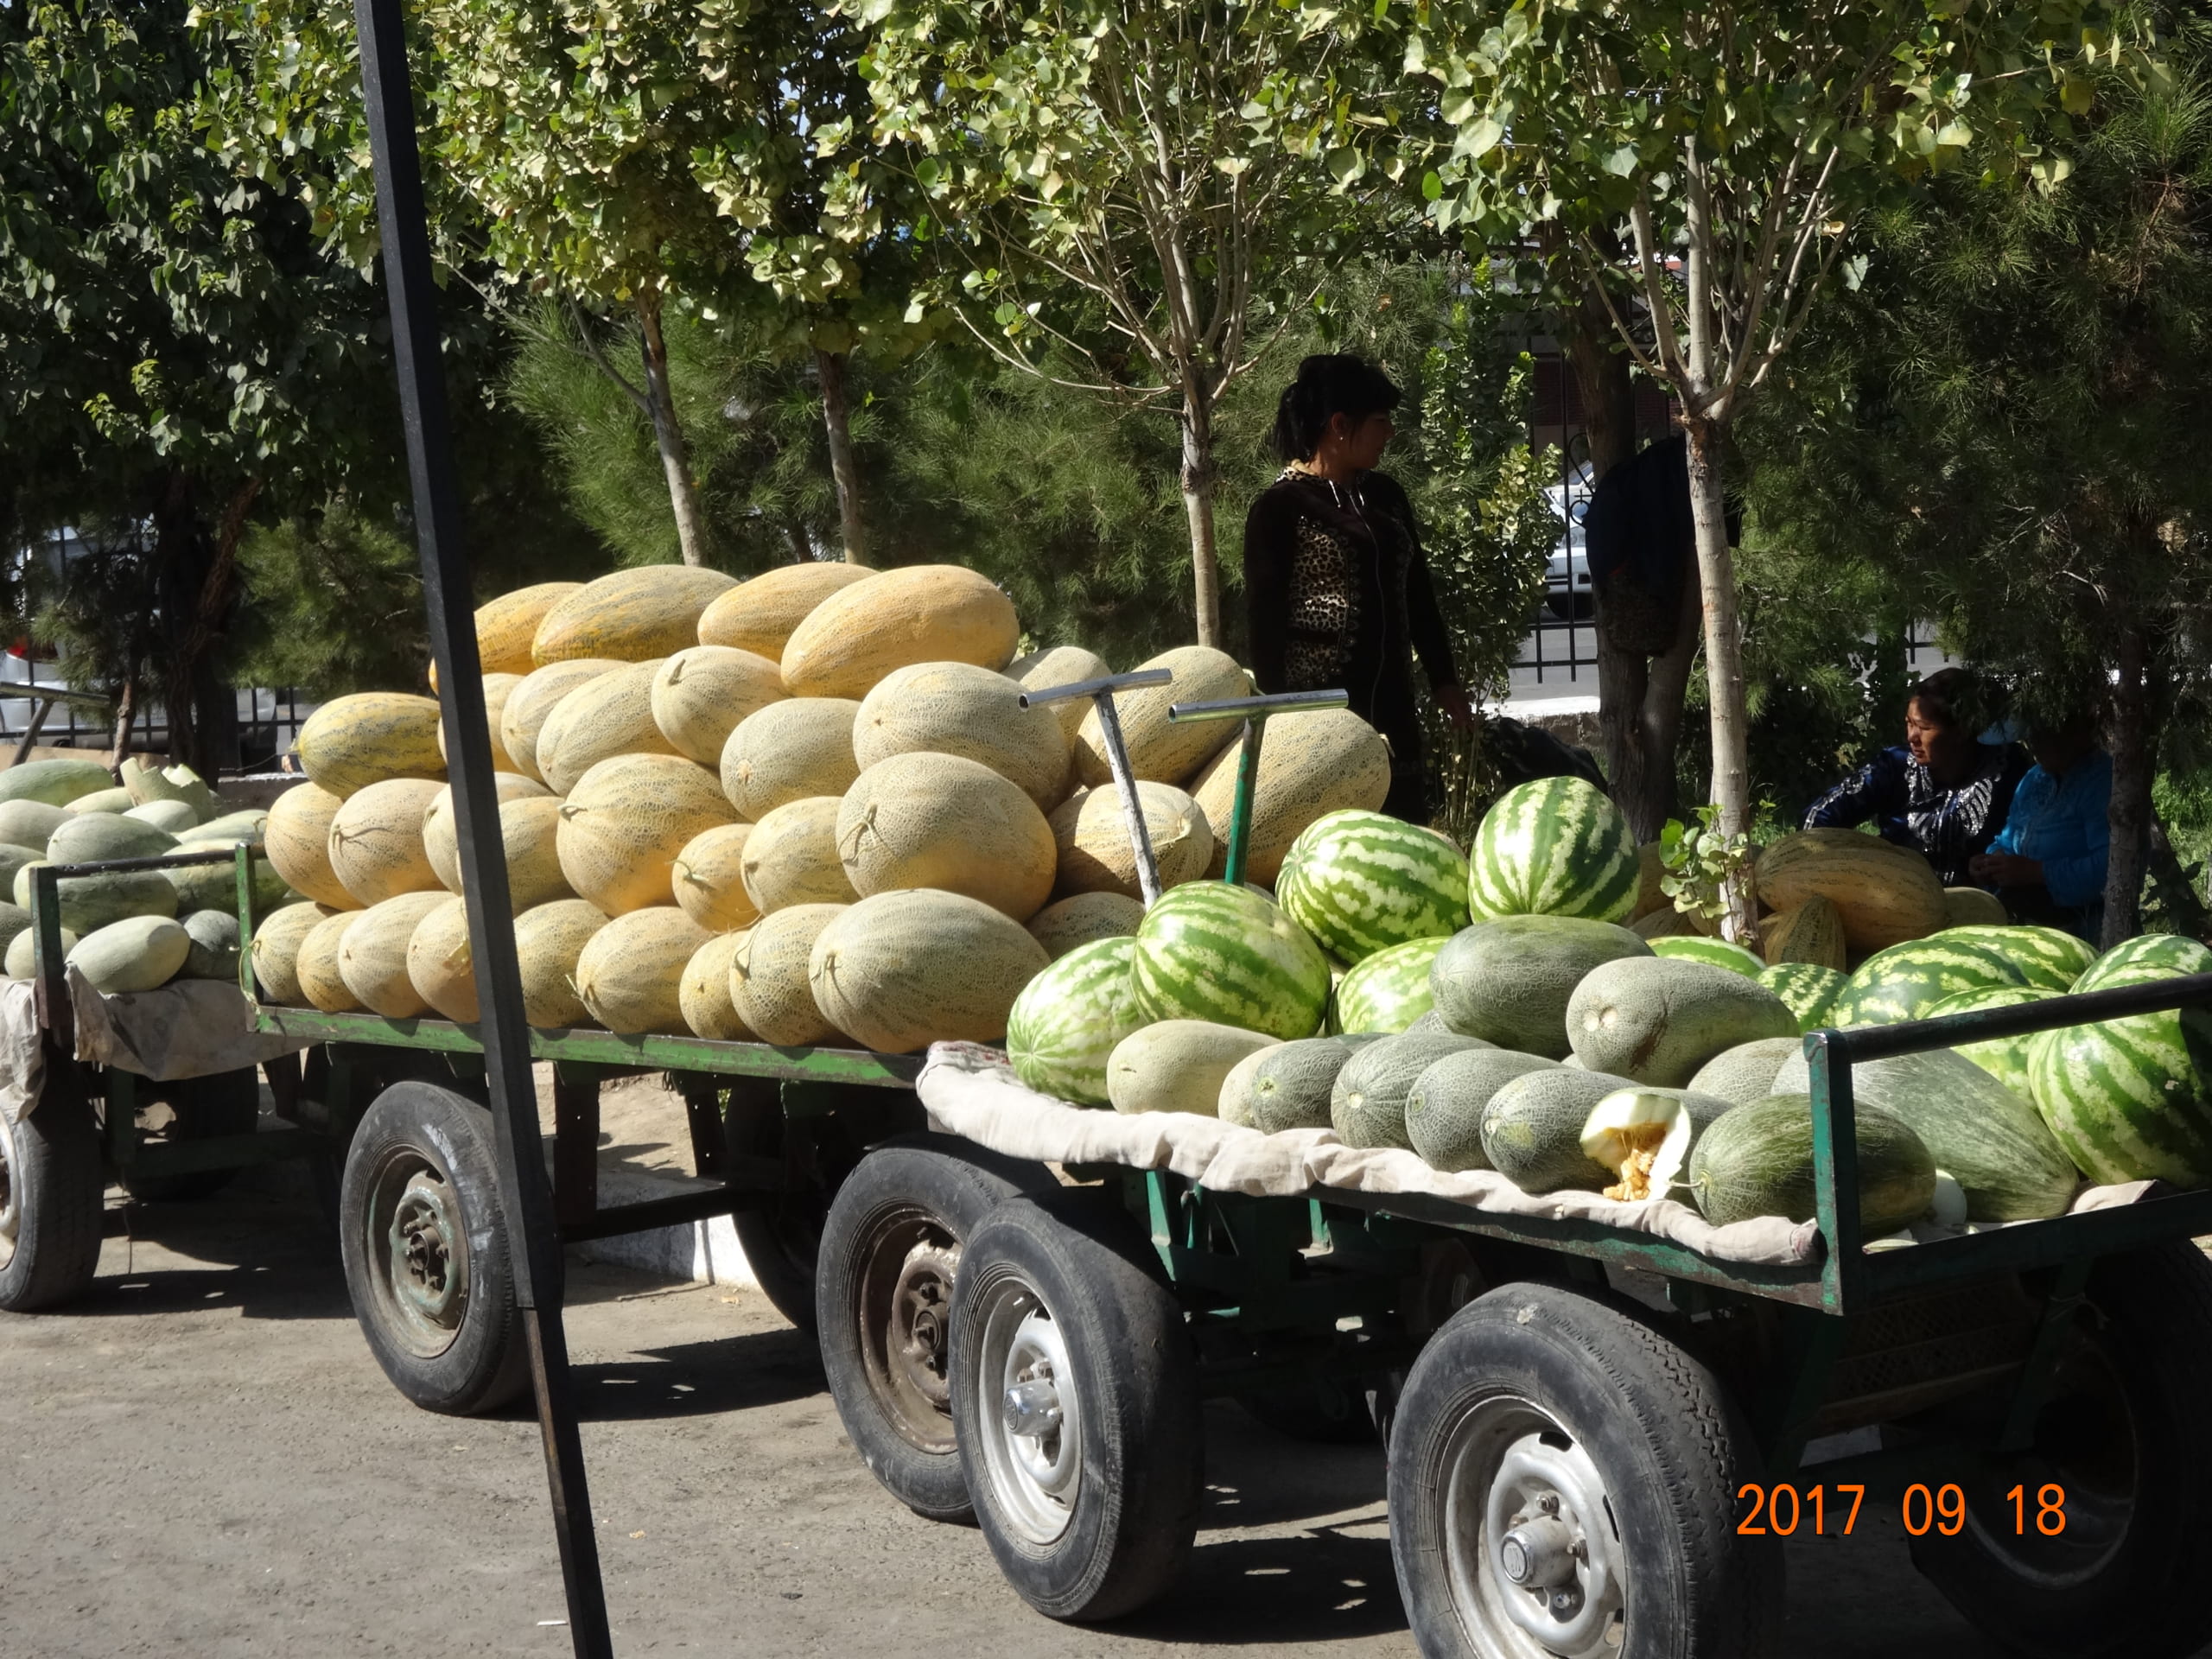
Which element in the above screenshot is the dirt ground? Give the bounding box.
[2,1185,2157,1659]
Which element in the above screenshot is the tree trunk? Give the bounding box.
[815,349,868,566]
[2101,619,2152,948]
[1179,387,1222,648]
[150,468,251,779]
[781,516,815,565]
[1682,416,1757,941]
[633,287,709,568]
[107,674,137,777]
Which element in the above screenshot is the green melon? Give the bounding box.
[1005,937,1146,1108]
[1106,1020,1278,1116]
[67,913,191,994]
[1465,776,1638,925]
[1758,962,1849,1033]
[1935,924,2097,993]
[1428,914,1651,1059]
[5,925,73,979]
[1479,1065,1642,1193]
[0,759,114,808]
[1330,1028,1494,1150]
[1687,1037,1805,1106]
[1774,1046,2080,1221]
[179,910,241,981]
[1835,937,2029,1027]
[1649,936,1764,978]
[1686,1094,1936,1233]
[1276,810,1470,964]
[1566,957,1797,1086]
[1227,1036,1376,1134]
[1403,1048,1558,1172]
[1131,880,1331,1041]
[1333,937,1448,1034]
[1923,984,2059,1101]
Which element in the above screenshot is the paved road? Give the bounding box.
[0,1192,2081,1656]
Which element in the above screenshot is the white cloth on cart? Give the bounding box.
[915,1042,2157,1271]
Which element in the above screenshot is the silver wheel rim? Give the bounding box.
[0,1110,19,1273]
[972,1271,1082,1545]
[362,1146,471,1359]
[1440,1394,1626,1657]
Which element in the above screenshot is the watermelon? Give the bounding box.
[1428,914,1649,1058]
[1834,937,2028,1027]
[1004,937,1146,1108]
[1935,924,2097,992]
[1334,937,1448,1033]
[1276,810,1470,964]
[1923,984,2058,1100]
[1686,1094,1937,1234]
[1774,1046,2080,1221]
[1758,963,1848,1033]
[1132,880,1331,1041]
[1649,936,1764,978]
[1465,776,1638,925]
[2027,935,2212,1187]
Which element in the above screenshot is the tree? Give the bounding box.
[850,0,1382,645]
[1328,0,2130,933]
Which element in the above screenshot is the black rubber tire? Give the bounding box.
[1390,1281,1781,1659]
[1908,1242,2212,1658]
[338,1082,528,1416]
[1237,1376,1380,1444]
[0,1096,105,1312]
[120,1068,264,1203]
[816,1135,1054,1522]
[950,1190,1202,1622]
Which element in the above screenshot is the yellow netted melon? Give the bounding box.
[679,931,753,1040]
[264,782,360,911]
[533,660,677,796]
[730,902,846,1046]
[836,752,1055,920]
[296,911,362,1011]
[477,582,582,677]
[741,796,857,913]
[810,890,1049,1053]
[419,774,555,885]
[575,907,712,1035]
[650,645,787,767]
[327,778,446,906]
[405,895,479,1023]
[697,563,877,660]
[556,753,738,916]
[337,891,450,1017]
[433,673,522,772]
[671,823,758,932]
[1005,645,1113,741]
[249,901,336,1005]
[1763,894,1848,969]
[294,692,446,798]
[1073,645,1248,787]
[1026,892,1146,959]
[1186,709,1390,883]
[531,565,738,665]
[499,658,622,783]
[1753,829,1946,953]
[1048,782,1212,899]
[780,564,1020,699]
[423,790,570,915]
[855,660,1072,811]
[720,698,861,820]
[514,899,608,1028]
[1942,887,2010,929]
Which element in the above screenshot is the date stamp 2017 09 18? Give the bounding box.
[1736,1483,2068,1538]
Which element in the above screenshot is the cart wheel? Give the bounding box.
[0,1096,105,1313]
[338,1082,527,1415]
[1909,1241,2212,1659]
[1237,1376,1379,1444]
[817,1135,1053,1522]
[950,1191,1202,1622]
[1390,1282,1779,1659]
[122,1069,262,1203]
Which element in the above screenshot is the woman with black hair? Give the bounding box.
[1243,353,1471,822]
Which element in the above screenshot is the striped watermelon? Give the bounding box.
[2028,938,2212,1186]
[1924,983,2058,1100]
[1004,937,1147,1107]
[1758,962,1847,1033]
[1649,936,1764,978]
[1466,777,1637,925]
[1334,937,1447,1034]
[1133,880,1331,1040]
[1936,924,2097,993]
[1276,810,1469,965]
[1834,937,2028,1027]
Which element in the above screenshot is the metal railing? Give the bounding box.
[0,657,314,769]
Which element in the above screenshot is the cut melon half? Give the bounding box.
[1580,1087,1732,1203]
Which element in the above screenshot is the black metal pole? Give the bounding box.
[350,4,614,1654]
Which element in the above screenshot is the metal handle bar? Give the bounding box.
[1815,969,2212,1065]
[1017,667,1172,709]
[1165,688,1349,723]
[41,846,264,878]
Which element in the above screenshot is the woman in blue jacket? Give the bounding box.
[1969,712,2111,941]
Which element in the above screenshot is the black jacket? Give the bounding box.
[1242,468,1458,715]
